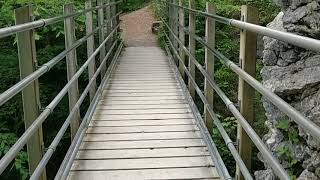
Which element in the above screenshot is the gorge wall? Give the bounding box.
[257,0,320,179]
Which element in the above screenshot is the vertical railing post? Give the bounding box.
[172,0,179,52]
[64,3,81,140]
[236,5,258,180]
[15,6,47,180]
[111,0,117,44]
[178,0,185,79]
[85,0,96,101]
[188,0,196,99]
[168,0,173,53]
[115,0,120,34]
[204,2,215,135]
[105,0,112,65]
[97,0,107,80]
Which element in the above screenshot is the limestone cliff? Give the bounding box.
[257,0,320,179]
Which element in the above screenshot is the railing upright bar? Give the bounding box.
[178,0,185,79]
[15,6,47,180]
[86,0,97,101]
[172,0,179,53]
[105,0,112,66]
[111,0,117,45]
[204,2,215,136]
[236,5,258,180]
[188,0,196,99]
[168,0,173,54]
[98,0,107,80]
[64,3,81,140]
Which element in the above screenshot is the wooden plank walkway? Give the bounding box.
[67,47,220,180]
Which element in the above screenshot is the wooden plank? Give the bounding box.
[15,6,46,180]
[96,104,189,110]
[80,139,206,150]
[108,82,180,86]
[103,89,182,93]
[76,147,209,159]
[94,108,192,115]
[110,77,175,80]
[89,119,195,127]
[84,132,201,141]
[106,86,180,90]
[86,125,199,133]
[99,96,184,101]
[71,156,214,170]
[68,167,219,180]
[236,5,258,180]
[92,113,194,120]
[99,100,186,105]
[104,92,182,97]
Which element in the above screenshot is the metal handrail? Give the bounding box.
[165,42,233,180]
[171,18,320,141]
[55,41,124,180]
[0,23,120,175]
[0,1,122,38]
[29,39,120,180]
[162,17,289,179]
[168,2,320,52]
[0,11,121,107]
[164,1,320,179]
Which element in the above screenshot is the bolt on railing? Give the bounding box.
[0,1,123,179]
[162,0,320,180]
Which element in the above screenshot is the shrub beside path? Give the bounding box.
[120,5,158,47]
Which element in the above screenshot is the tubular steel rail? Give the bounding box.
[0,0,123,179]
[163,0,320,180]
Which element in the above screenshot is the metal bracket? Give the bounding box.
[234,138,240,151]
[239,58,243,68]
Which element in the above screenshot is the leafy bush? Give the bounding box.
[122,0,151,12]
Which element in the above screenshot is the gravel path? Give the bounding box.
[120,5,158,47]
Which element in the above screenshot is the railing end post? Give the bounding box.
[236,4,258,180]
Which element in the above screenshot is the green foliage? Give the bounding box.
[276,119,303,178]
[276,119,301,145]
[212,116,237,174]
[122,0,151,12]
[277,119,290,130]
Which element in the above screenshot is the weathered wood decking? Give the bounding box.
[67,47,220,179]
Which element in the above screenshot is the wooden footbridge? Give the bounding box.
[0,0,320,180]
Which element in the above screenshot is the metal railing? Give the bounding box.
[0,0,123,179]
[163,1,320,180]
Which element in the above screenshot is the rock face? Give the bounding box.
[261,0,320,179]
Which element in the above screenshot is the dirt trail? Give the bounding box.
[120,5,158,47]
